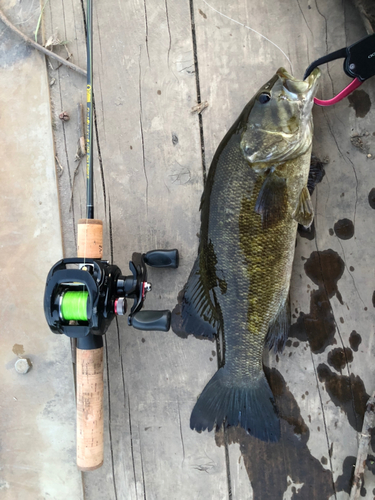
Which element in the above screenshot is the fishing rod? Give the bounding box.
[86,0,94,220]
[44,0,178,470]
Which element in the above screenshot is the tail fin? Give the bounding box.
[190,367,280,442]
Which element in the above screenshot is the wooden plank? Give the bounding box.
[86,0,229,495]
[0,1,82,497]
[195,0,375,498]
[46,0,229,498]
[44,0,89,256]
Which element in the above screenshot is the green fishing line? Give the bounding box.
[61,290,89,321]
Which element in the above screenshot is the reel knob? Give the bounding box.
[131,310,171,332]
[143,249,179,269]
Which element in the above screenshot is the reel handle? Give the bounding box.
[76,219,104,471]
[144,249,179,268]
[132,310,171,331]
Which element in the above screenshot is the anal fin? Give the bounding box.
[171,255,218,339]
[265,295,290,353]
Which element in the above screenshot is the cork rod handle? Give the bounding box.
[76,219,104,471]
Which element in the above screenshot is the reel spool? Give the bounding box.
[61,289,89,322]
[44,249,179,344]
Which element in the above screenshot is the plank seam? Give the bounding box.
[336,238,365,307]
[224,431,233,500]
[126,393,139,500]
[138,46,149,214]
[108,195,114,265]
[314,0,335,96]
[46,2,78,248]
[177,400,187,465]
[310,350,338,499]
[321,109,359,227]
[312,229,338,498]
[164,0,172,68]
[143,0,150,64]
[189,0,207,183]
[140,449,147,500]
[116,317,139,500]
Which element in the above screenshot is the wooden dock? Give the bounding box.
[2,0,375,498]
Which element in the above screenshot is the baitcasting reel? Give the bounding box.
[44,249,179,345]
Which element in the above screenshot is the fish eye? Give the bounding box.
[258,93,271,104]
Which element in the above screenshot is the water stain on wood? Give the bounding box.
[12,344,25,357]
[333,218,355,240]
[369,188,375,209]
[335,456,356,493]
[349,330,362,351]
[366,455,375,475]
[348,90,371,118]
[317,363,369,432]
[215,367,335,500]
[298,220,315,240]
[327,347,353,371]
[289,250,345,353]
[304,250,344,303]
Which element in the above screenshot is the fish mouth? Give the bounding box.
[276,67,320,98]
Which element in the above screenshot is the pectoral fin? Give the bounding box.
[293,186,314,228]
[254,171,287,227]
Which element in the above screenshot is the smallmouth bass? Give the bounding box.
[173,67,321,441]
